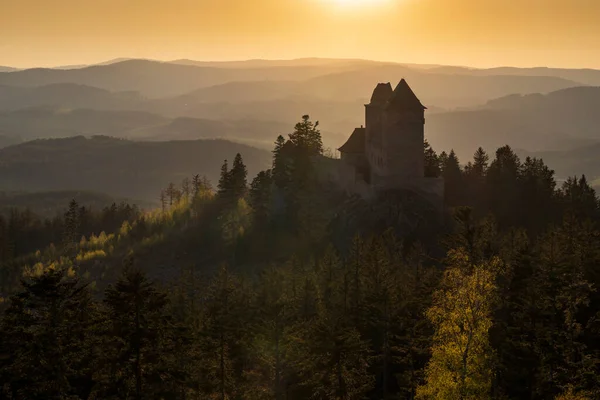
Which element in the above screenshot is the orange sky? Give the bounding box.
[1,0,599,69]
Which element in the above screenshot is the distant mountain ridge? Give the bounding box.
[0,59,587,102]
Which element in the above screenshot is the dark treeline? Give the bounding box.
[1,116,600,399]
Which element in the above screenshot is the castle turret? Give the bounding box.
[365,83,393,145]
[380,79,426,181]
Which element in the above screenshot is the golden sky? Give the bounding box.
[1,0,599,68]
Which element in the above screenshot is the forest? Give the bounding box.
[1,115,599,400]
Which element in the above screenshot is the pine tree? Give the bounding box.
[289,249,374,400]
[63,198,80,254]
[424,140,441,178]
[471,147,489,178]
[486,145,521,227]
[249,170,273,228]
[273,135,287,169]
[518,156,557,232]
[288,115,323,156]
[200,264,245,400]
[217,159,231,204]
[229,153,248,201]
[559,175,599,220]
[244,265,293,399]
[443,150,464,206]
[0,266,98,399]
[98,259,186,399]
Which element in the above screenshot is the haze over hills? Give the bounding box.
[1,83,599,163]
[1,57,600,187]
[0,60,371,98]
[0,59,586,103]
[0,136,271,201]
[0,83,143,111]
[429,65,600,87]
[425,86,600,161]
[519,143,600,190]
[0,106,345,150]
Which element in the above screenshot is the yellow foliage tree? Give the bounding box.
[417,249,501,400]
[555,387,591,400]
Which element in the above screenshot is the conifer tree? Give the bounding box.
[229,153,248,201]
[200,264,245,400]
[98,258,186,399]
[424,140,441,178]
[471,147,489,178]
[442,150,463,206]
[63,198,80,253]
[0,266,98,399]
[288,115,323,156]
[486,145,521,226]
[559,175,599,220]
[217,159,235,210]
[273,135,287,169]
[249,170,273,228]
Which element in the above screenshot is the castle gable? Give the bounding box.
[369,83,394,106]
[338,127,366,154]
[386,79,427,111]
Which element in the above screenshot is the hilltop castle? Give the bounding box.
[333,79,443,205]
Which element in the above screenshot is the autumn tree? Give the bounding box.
[417,250,500,400]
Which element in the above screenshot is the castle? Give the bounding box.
[334,79,443,205]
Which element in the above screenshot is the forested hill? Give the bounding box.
[1,116,600,399]
[0,136,271,200]
[426,86,600,160]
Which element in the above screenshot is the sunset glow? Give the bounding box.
[326,0,390,7]
[1,0,600,68]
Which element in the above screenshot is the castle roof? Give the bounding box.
[370,83,394,105]
[386,79,427,110]
[338,127,365,154]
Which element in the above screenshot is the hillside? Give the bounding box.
[519,143,600,188]
[0,107,168,141]
[424,86,600,161]
[0,106,346,150]
[0,136,271,200]
[0,83,144,111]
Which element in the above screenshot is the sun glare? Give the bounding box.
[326,0,390,7]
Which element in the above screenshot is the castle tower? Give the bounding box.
[364,83,393,181]
[337,79,443,207]
[379,79,426,184]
